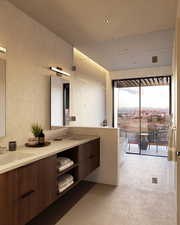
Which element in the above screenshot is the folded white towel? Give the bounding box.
[58,180,74,193]
[58,174,74,192]
[58,174,74,186]
[57,157,72,166]
[58,179,74,189]
[58,161,74,172]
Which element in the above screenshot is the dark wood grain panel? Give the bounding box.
[37,155,57,212]
[17,162,39,225]
[18,191,38,225]
[0,169,18,225]
[17,162,38,197]
[78,138,100,180]
[78,138,100,162]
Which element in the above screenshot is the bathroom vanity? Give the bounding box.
[0,137,100,225]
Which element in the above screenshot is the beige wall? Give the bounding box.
[172,34,177,126]
[0,59,6,137]
[70,49,108,127]
[106,72,112,126]
[0,1,73,146]
[175,2,180,224]
[175,20,180,154]
[0,1,110,146]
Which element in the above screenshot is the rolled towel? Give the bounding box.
[58,161,74,172]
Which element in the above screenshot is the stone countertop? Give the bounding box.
[0,135,99,174]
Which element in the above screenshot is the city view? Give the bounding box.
[116,85,170,156]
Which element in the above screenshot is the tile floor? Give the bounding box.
[29,154,177,225]
[127,143,168,157]
[59,155,176,225]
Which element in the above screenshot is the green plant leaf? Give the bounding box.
[31,123,43,137]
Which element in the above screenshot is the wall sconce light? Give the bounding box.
[0,46,7,54]
[49,66,71,77]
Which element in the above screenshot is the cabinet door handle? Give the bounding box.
[20,190,35,199]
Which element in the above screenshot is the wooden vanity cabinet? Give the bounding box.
[18,156,57,225]
[0,169,18,225]
[0,156,57,225]
[78,138,100,180]
[0,162,39,225]
[0,138,100,225]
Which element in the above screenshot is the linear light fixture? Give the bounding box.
[0,46,7,53]
[49,66,71,77]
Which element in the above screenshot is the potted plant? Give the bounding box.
[31,123,45,145]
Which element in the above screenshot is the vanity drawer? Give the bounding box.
[17,162,39,225]
[18,190,38,225]
[0,162,39,225]
[78,139,100,180]
[17,162,38,198]
[78,160,90,179]
[78,155,100,180]
[78,139,100,162]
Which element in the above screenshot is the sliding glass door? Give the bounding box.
[141,85,170,156]
[117,85,141,154]
[113,76,171,157]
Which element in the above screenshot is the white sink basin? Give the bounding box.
[0,152,35,166]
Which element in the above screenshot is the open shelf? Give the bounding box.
[57,181,80,198]
[57,163,78,177]
[56,147,78,164]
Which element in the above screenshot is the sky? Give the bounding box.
[117,85,169,109]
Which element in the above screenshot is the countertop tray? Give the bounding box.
[25,141,51,148]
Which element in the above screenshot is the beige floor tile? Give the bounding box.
[57,155,176,225]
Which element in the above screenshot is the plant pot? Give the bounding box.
[38,136,45,145]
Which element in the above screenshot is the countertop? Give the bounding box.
[0,135,99,174]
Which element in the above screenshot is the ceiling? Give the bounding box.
[80,29,174,71]
[8,0,177,70]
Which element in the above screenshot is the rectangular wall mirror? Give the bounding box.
[0,59,6,137]
[51,76,70,128]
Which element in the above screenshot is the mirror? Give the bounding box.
[51,76,70,128]
[0,59,6,137]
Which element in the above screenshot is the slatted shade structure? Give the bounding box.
[113,76,171,88]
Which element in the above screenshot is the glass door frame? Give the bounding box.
[112,76,172,157]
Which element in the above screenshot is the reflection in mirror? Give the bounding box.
[51,76,70,128]
[0,59,5,137]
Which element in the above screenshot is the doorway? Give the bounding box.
[63,83,70,126]
[113,76,171,157]
[51,76,70,128]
